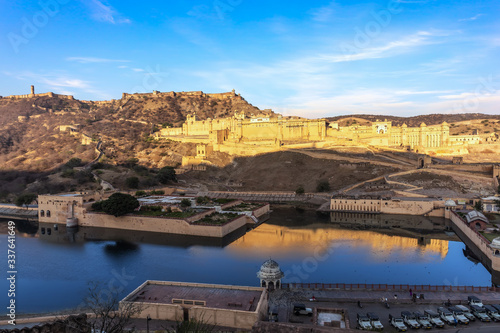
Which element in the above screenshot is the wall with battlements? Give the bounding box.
[160,112,482,156]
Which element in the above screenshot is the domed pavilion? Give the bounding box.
[257,259,284,290]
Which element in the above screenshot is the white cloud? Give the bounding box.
[459,14,483,22]
[132,68,145,72]
[84,0,130,24]
[320,31,444,63]
[309,2,337,22]
[67,57,131,64]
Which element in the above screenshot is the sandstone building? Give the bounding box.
[158,111,481,161]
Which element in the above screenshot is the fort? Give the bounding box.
[0,85,75,100]
[158,110,483,165]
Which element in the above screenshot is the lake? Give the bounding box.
[0,207,492,314]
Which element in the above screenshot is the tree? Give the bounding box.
[125,176,139,189]
[181,198,192,207]
[295,185,305,195]
[101,193,140,217]
[474,200,483,212]
[158,166,177,184]
[65,157,82,168]
[71,282,142,333]
[15,193,37,209]
[316,179,331,192]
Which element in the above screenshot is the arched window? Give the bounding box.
[46,210,51,217]
[40,210,45,217]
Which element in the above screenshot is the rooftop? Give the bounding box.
[123,281,265,312]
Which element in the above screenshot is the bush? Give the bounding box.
[101,193,140,217]
[61,168,75,178]
[91,201,104,211]
[196,196,211,204]
[295,185,305,195]
[316,179,331,192]
[180,199,191,207]
[135,190,147,197]
[126,177,139,189]
[65,157,82,168]
[74,170,95,184]
[150,190,165,195]
[158,166,177,184]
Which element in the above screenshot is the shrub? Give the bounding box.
[180,198,191,207]
[135,190,147,197]
[74,170,95,184]
[150,190,165,195]
[295,185,305,195]
[158,166,177,184]
[126,177,139,189]
[91,201,104,211]
[101,193,140,217]
[196,196,211,204]
[316,179,331,192]
[65,157,82,168]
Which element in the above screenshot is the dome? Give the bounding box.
[491,237,500,249]
[257,259,284,280]
[445,199,457,207]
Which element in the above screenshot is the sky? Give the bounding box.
[1,0,499,118]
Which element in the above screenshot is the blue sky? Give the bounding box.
[1,0,499,117]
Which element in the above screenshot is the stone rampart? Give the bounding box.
[450,211,500,271]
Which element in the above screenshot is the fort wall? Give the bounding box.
[330,197,439,215]
[450,211,500,271]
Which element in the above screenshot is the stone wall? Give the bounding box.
[121,280,267,330]
[330,197,439,216]
[450,211,500,271]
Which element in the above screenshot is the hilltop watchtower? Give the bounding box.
[30,85,35,95]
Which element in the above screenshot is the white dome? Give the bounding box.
[257,259,284,280]
[445,199,457,207]
[491,237,500,249]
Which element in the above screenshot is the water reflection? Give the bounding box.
[37,222,248,248]
[230,222,449,259]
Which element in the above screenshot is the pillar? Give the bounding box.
[30,85,35,95]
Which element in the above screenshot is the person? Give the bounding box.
[409,288,413,297]
[310,295,316,301]
[394,294,398,299]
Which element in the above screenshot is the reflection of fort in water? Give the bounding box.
[329,212,446,231]
[37,222,247,248]
[230,221,449,259]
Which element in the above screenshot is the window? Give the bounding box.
[46,210,51,217]
[40,210,45,217]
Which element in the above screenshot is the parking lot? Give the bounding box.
[269,288,500,331]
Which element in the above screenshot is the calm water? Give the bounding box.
[0,208,492,314]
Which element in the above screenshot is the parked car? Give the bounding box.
[389,314,407,332]
[455,304,476,322]
[470,304,491,322]
[449,306,469,324]
[366,312,383,331]
[293,303,312,316]
[468,295,484,307]
[357,313,373,330]
[483,304,500,322]
[401,311,420,329]
[437,306,456,325]
[413,311,432,329]
[492,304,500,313]
[424,309,445,328]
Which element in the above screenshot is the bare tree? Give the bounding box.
[72,282,142,333]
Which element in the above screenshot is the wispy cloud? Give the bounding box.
[67,57,131,64]
[309,1,338,22]
[459,14,483,22]
[84,0,131,24]
[320,31,444,63]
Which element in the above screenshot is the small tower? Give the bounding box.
[30,85,35,95]
[257,259,284,290]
